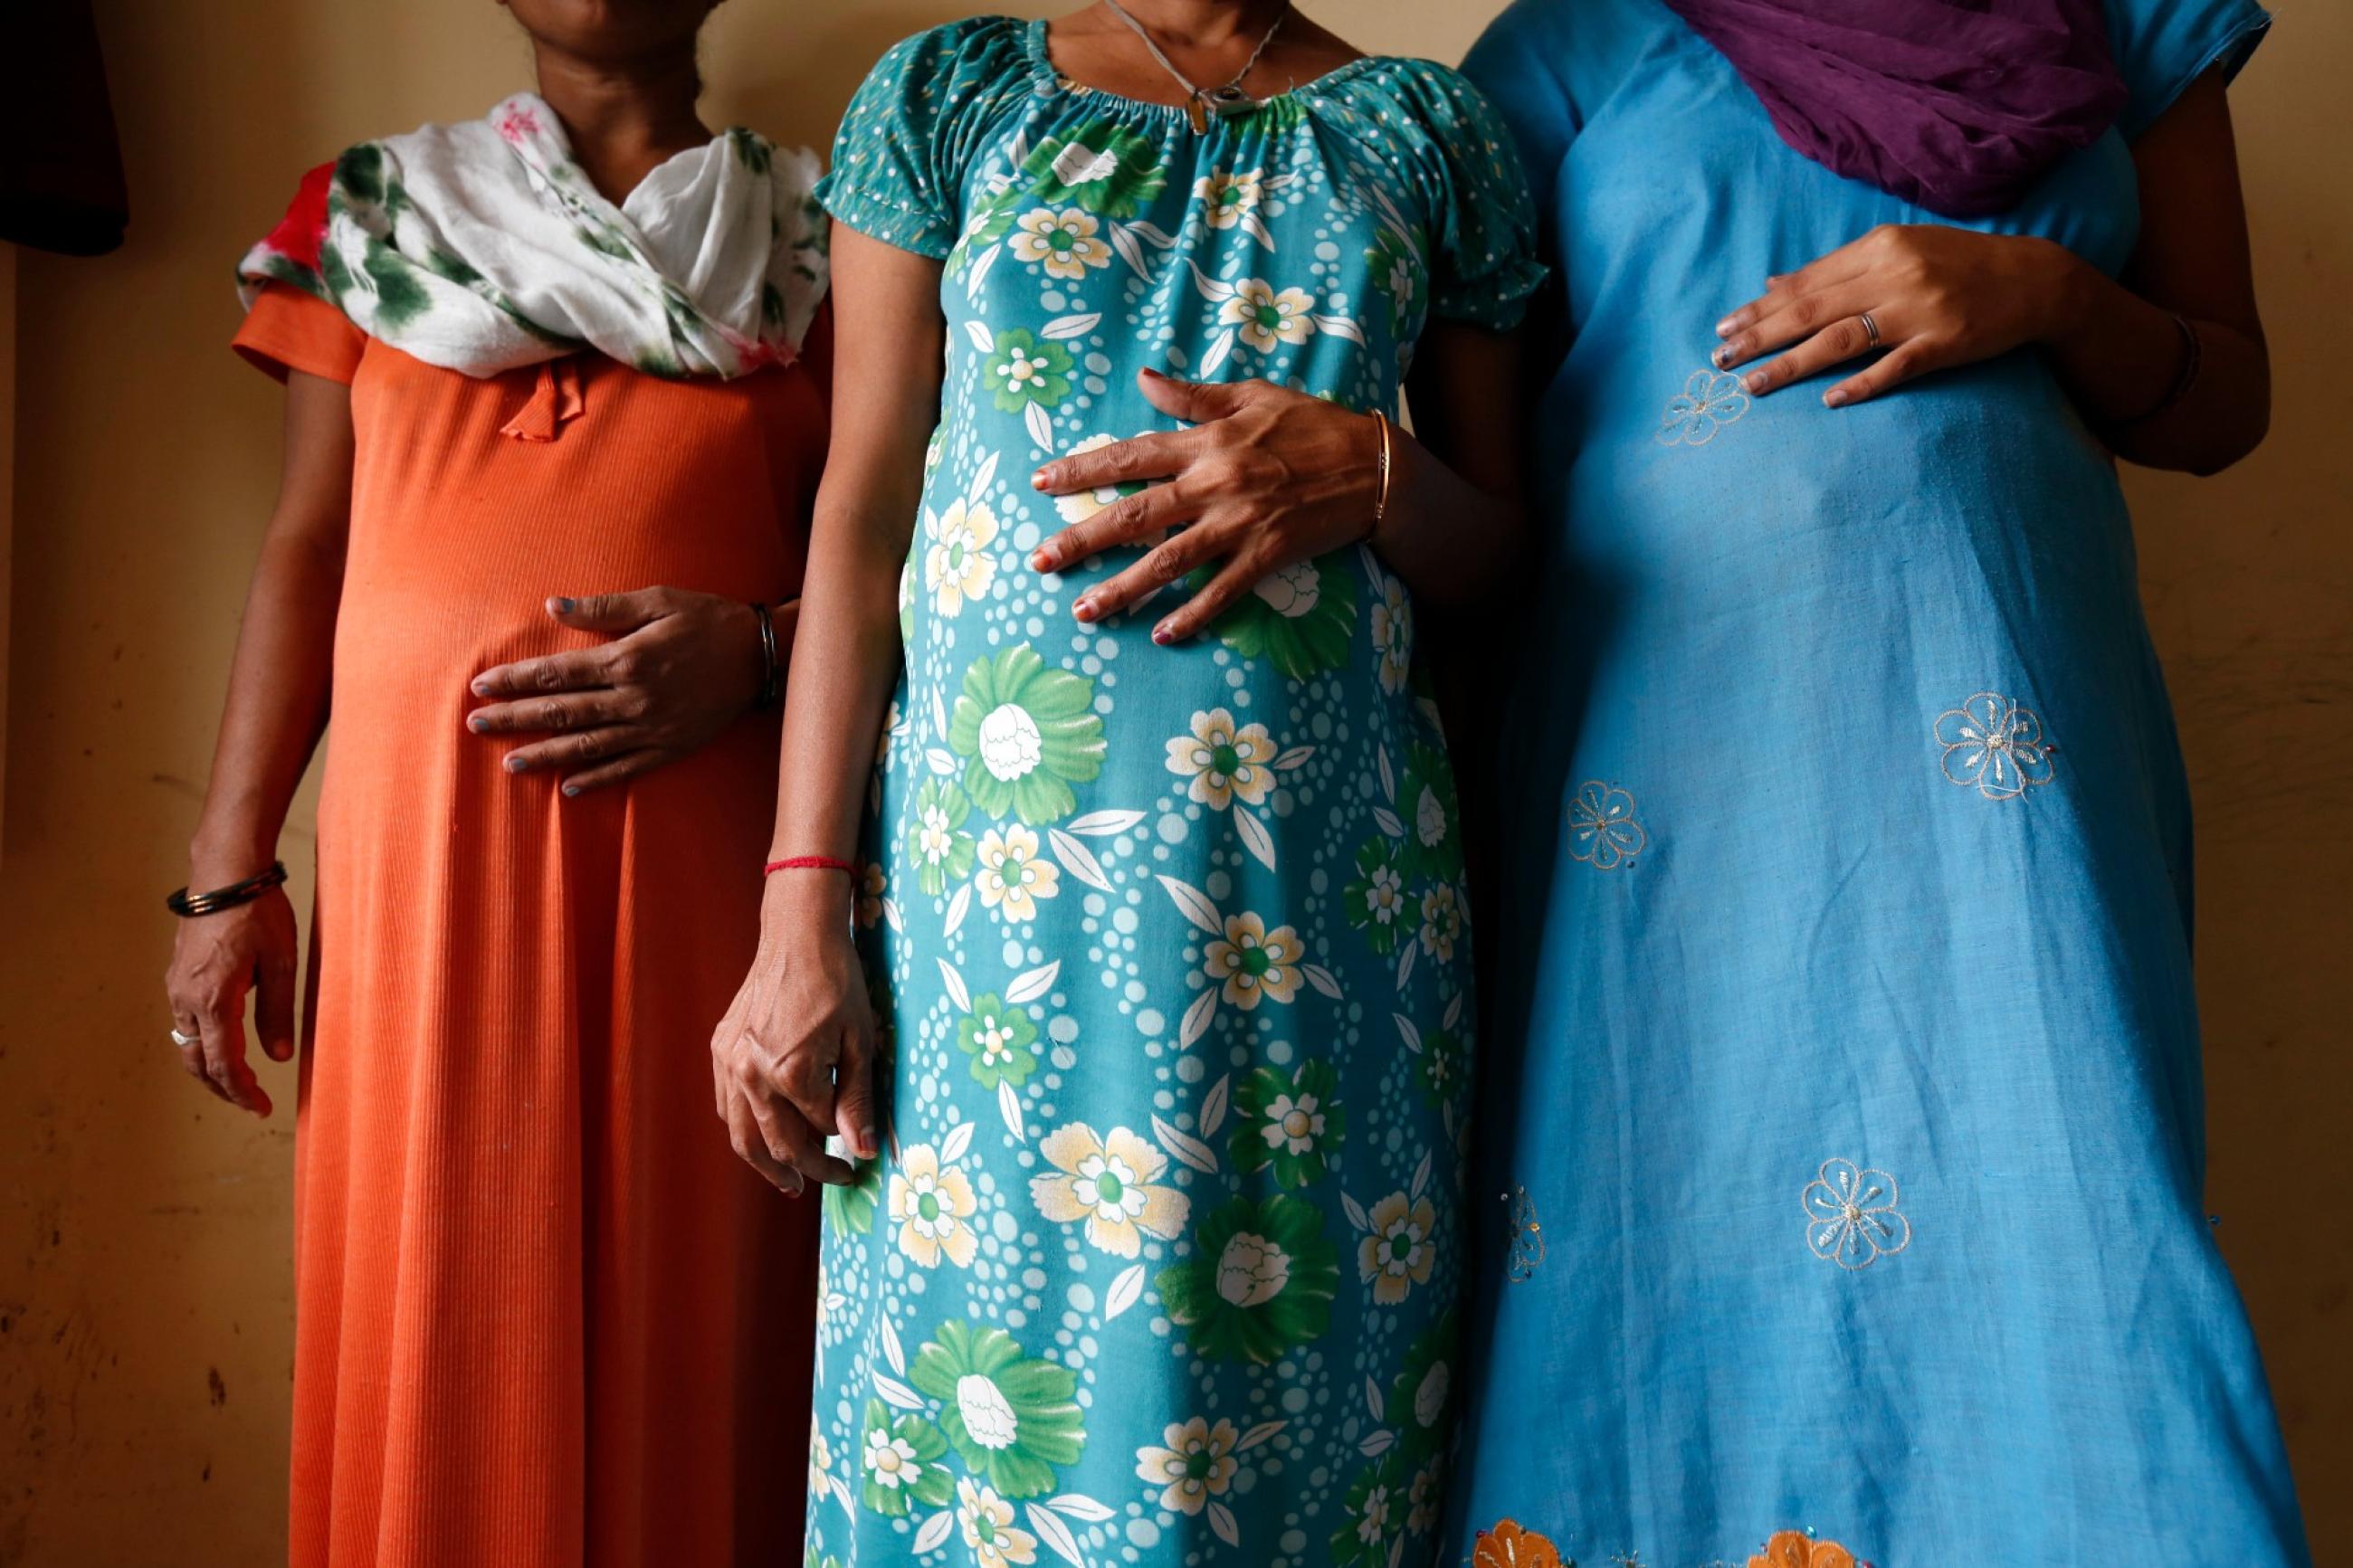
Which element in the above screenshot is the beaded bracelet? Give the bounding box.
[166,861,289,918]
[765,855,858,877]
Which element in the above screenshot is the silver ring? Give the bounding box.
[170,1027,197,1048]
[1858,311,1882,348]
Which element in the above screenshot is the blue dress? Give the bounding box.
[1449,0,2312,1563]
[805,19,1540,1568]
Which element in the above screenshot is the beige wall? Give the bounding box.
[0,2,2344,1563]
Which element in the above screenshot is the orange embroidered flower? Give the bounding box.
[1749,1530,1857,1568]
[1472,1520,1567,1568]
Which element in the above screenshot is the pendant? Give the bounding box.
[1186,95,1209,134]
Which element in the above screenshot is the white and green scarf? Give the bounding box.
[238,94,826,379]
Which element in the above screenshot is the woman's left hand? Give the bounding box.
[1711,223,2082,407]
[469,589,791,795]
[1027,368,1381,644]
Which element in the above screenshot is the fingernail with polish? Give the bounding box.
[561,783,581,797]
[1152,624,1175,646]
[549,596,575,613]
[1714,317,1736,337]
[468,716,488,733]
[1712,346,1730,367]
[1073,598,1097,622]
[1030,550,1053,572]
[1031,470,1050,490]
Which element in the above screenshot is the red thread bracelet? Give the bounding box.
[765,855,860,877]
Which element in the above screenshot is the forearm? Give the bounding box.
[1374,423,1528,608]
[766,521,907,871]
[2038,244,2269,475]
[189,531,345,878]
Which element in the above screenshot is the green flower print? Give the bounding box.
[1022,120,1168,217]
[1365,226,1425,337]
[1395,741,1463,881]
[824,1155,883,1235]
[909,1319,1086,1498]
[1229,1058,1346,1187]
[946,189,1022,278]
[1330,1454,1405,1567]
[956,993,1039,1088]
[1204,552,1358,679]
[947,644,1108,824]
[1156,1195,1340,1365]
[1386,1312,1458,1460]
[1415,1025,1467,1108]
[905,778,977,897]
[1342,836,1411,956]
[860,1399,955,1516]
[985,329,1074,413]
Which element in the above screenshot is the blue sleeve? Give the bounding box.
[2105,0,2272,141]
[814,18,1031,259]
[1393,65,1548,330]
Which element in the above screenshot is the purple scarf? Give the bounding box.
[1660,0,2128,217]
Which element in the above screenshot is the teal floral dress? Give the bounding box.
[806,18,1539,1568]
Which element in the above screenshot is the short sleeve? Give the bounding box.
[2106,0,2272,141]
[233,281,366,385]
[1390,66,1548,331]
[814,18,1034,259]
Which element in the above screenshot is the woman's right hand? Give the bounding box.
[710,879,882,1193]
[164,880,300,1117]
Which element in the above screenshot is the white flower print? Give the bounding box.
[1935,691,2056,800]
[1259,1090,1326,1158]
[1051,432,1150,527]
[924,497,999,616]
[1567,782,1645,870]
[1802,1158,1912,1270]
[1220,279,1317,353]
[1164,708,1276,811]
[1253,559,1322,617]
[1358,1191,1436,1305]
[997,341,1062,399]
[975,824,1060,923]
[888,1143,981,1269]
[809,1413,839,1504]
[1369,575,1414,693]
[1657,367,1751,446]
[1134,1416,1240,1515]
[1194,168,1264,230]
[1032,1122,1190,1257]
[1010,206,1112,280]
[1417,884,1461,962]
[1215,1229,1292,1307]
[864,1422,926,1498]
[1205,912,1303,1009]
[957,1478,1039,1568]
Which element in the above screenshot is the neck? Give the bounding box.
[530,42,711,204]
[1110,0,1290,48]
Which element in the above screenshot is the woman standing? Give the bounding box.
[1439,0,2311,1563]
[709,5,1538,1564]
[162,2,827,1561]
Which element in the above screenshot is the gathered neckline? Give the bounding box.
[1020,15,1387,127]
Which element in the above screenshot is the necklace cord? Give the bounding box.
[1100,0,1291,109]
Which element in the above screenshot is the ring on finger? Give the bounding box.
[1858,311,1882,349]
[170,1026,197,1048]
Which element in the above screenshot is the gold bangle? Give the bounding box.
[1370,410,1394,540]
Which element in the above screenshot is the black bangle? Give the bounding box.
[167,861,288,918]
[752,600,782,710]
[2119,312,2203,428]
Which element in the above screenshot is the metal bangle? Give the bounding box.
[166,860,289,918]
[2120,313,2203,427]
[752,601,783,710]
[1369,411,1394,541]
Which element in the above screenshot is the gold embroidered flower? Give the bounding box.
[975,823,1060,923]
[1163,708,1276,811]
[924,497,999,617]
[1030,1122,1189,1257]
[1132,1415,1239,1514]
[1417,883,1461,963]
[1009,206,1112,280]
[1204,911,1302,1009]
[1750,1530,1858,1568]
[887,1142,980,1269]
[1193,167,1264,230]
[1358,1190,1437,1305]
[1220,279,1317,353]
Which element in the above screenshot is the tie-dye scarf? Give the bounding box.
[238,94,826,378]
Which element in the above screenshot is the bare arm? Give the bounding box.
[709,224,945,1191]
[1024,319,1529,641]
[165,370,355,1115]
[1714,71,2267,476]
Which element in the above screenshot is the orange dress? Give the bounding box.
[233,284,824,1568]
